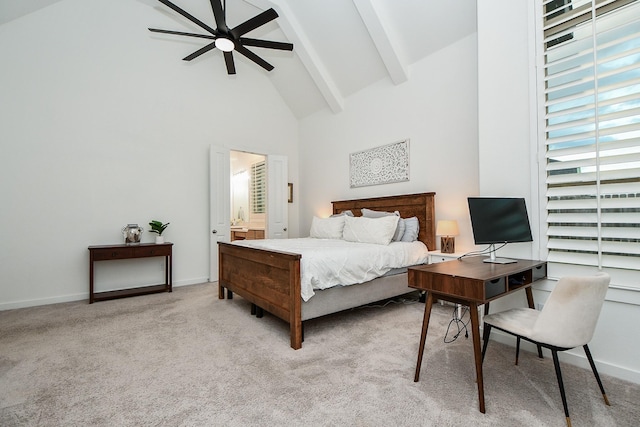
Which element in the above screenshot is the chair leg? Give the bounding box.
[583,344,610,406]
[515,337,521,365]
[537,344,544,359]
[551,350,572,427]
[481,324,492,362]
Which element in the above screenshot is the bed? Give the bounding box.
[217,192,436,349]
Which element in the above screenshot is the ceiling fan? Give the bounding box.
[149,0,293,74]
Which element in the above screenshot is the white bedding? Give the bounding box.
[231,238,429,301]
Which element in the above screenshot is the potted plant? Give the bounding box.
[148,220,169,244]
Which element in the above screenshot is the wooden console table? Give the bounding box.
[88,242,173,303]
[408,257,547,414]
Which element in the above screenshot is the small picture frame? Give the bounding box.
[288,183,293,203]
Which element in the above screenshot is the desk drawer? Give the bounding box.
[532,264,547,281]
[132,245,171,258]
[485,277,506,299]
[91,247,134,261]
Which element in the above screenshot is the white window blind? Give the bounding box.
[541,0,640,270]
[250,161,266,214]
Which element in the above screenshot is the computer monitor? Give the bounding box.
[467,197,533,264]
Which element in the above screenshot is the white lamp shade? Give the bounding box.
[436,220,459,236]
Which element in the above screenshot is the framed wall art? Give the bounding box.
[349,139,410,188]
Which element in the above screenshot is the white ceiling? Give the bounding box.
[0,0,64,25]
[0,0,477,119]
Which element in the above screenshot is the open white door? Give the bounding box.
[209,145,230,282]
[267,155,289,239]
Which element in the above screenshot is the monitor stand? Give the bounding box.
[482,244,517,264]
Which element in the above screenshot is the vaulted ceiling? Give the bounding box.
[1,0,477,119]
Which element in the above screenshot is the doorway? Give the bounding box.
[230,150,266,232]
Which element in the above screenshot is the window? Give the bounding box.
[250,160,266,214]
[539,0,640,271]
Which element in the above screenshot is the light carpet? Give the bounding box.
[1,283,638,426]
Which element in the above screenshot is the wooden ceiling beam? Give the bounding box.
[244,0,344,113]
[353,0,408,85]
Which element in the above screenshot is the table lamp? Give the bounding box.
[436,220,459,254]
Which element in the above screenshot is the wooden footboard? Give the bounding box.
[218,242,303,349]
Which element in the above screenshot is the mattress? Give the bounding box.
[231,237,429,301]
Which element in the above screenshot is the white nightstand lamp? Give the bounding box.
[436,220,459,254]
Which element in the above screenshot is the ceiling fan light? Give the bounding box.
[215,37,234,52]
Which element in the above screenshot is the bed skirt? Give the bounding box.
[301,273,416,321]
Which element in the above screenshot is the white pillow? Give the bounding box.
[361,208,396,218]
[310,216,345,239]
[342,215,399,245]
[361,208,404,241]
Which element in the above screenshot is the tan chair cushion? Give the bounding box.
[484,307,539,338]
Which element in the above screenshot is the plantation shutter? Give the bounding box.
[250,160,266,214]
[542,0,640,270]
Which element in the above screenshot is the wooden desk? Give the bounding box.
[88,243,173,303]
[408,257,547,413]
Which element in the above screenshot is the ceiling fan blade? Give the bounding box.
[209,0,229,32]
[224,51,236,75]
[230,8,278,38]
[183,41,217,61]
[239,38,293,51]
[149,28,215,40]
[234,44,274,71]
[156,0,217,35]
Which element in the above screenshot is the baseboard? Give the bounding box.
[0,292,88,311]
[174,277,210,287]
[0,277,210,311]
[488,329,640,385]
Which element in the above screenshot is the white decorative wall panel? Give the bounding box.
[349,139,410,188]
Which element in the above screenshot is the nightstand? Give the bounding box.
[428,250,465,264]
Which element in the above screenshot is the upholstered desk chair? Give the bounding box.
[481,273,611,427]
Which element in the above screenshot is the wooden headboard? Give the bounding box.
[331,192,436,251]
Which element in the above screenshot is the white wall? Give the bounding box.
[0,0,299,309]
[298,34,480,250]
[477,0,640,384]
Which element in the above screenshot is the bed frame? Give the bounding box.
[218,192,436,349]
